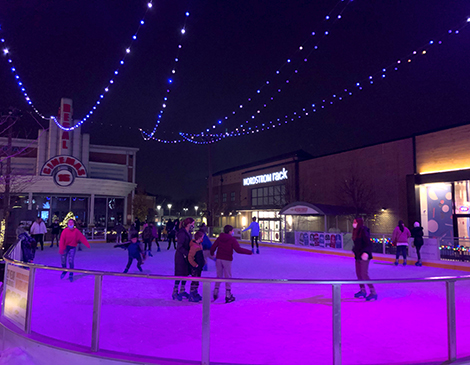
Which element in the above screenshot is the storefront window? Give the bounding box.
[33,195,52,223]
[71,197,88,228]
[251,184,285,207]
[419,183,453,238]
[454,181,470,214]
[107,198,124,227]
[52,197,70,223]
[94,198,107,227]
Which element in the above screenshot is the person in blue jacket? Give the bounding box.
[243,216,260,254]
[201,229,215,271]
[114,232,145,273]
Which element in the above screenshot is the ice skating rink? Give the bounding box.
[25,243,470,365]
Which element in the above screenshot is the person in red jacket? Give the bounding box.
[210,224,252,303]
[59,219,90,282]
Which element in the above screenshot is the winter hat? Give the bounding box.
[414,222,420,228]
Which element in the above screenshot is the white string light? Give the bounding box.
[141,0,354,141]
[1,1,154,130]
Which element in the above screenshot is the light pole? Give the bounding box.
[183,208,188,216]
[157,205,161,221]
[167,204,172,218]
[195,206,199,219]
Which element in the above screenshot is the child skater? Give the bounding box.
[210,225,252,303]
[114,232,145,273]
[188,230,206,302]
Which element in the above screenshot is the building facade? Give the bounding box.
[0,98,138,229]
[210,121,470,245]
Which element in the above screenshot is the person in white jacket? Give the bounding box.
[30,217,48,252]
[243,217,260,254]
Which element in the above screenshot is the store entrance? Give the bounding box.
[259,219,281,242]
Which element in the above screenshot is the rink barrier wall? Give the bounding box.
[2,241,470,365]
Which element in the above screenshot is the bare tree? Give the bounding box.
[339,172,381,227]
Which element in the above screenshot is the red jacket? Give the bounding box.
[59,228,90,254]
[210,233,252,261]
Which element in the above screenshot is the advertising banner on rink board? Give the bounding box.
[3,264,30,331]
[295,231,343,249]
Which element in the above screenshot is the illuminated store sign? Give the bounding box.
[40,155,87,187]
[243,168,288,186]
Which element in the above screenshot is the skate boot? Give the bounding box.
[366,293,378,301]
[177,291,190,301]
[213,288,219,301]
[256,248,260,254]
[403,260,407,266]
[60,271,67,279]
[252,248,255,254]
[225,294,236,304]
[69,273,74,282]
[354,290,367,299]
[189,291,201,302]
[172,287,179,300]
[148,251,153,257]
[394,260,399,266]
[157,247,161,252]
[123,268,129,273]
[138,266,143,272]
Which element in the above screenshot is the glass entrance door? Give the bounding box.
[259,219,281,242]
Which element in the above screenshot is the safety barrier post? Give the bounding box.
[446,280,457,362]
[382,235,385,254]
[25,267,36,334]
[332,284,342,365]
[91,274,103,352]
[202,281,211,365]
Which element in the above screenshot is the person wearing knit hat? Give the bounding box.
[410,221,424,266]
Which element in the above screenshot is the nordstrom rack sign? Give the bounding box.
[243,168,288,186]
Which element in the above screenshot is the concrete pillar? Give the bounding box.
[28,192,33,211]
[48,118,58,159]
[89,194,95,226]
[72,124,81,160]
[36,129,47,175]
[123,195,128,225]
[81,134,90,174]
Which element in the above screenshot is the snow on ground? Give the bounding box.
[25,242,470,364]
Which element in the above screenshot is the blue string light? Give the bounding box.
[141,0,354,141]
[1,1,155,130]
[171,17,470,145]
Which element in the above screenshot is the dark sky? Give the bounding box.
[1,1,470,200]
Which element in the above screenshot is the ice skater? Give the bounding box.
[392,220,411,266]
[172,217,195,300]
[114,232,145,273]
[202,230,215,271]
[188,230,206,302]
[210,225,252,303]
[352,217,377,301]
[411,221,424,266]
[30,217,47,251]
[59,219,90,282]
[142,223,154,257]
[49,219,61,248]
[243,216,260,254]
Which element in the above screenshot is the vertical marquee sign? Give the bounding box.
[59,98,73,155]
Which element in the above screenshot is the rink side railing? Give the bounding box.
[2,242,470,365]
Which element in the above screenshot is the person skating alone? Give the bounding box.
[151,223,161,252]
[114,222,125,244]
[167,219,177,250]
[30,217,47,252]
[172,218,195,300]
[243,216,260,254]
[210,225,253,303]
[59,219,90,282]
[114,232,145,273]
[188,230,206,302]
[352,217,377,301]
[410,221,424,266]
[49,219,61,248]
[392,220,411,266]
[142,223,154,257]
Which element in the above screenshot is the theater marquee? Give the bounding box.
[40,155,87,187]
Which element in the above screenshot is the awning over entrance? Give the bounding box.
[279,202,356,216]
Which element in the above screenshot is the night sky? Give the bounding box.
[1,1,470,200]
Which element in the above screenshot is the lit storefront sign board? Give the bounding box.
[40,155,87,187]
[243,168,288,186]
